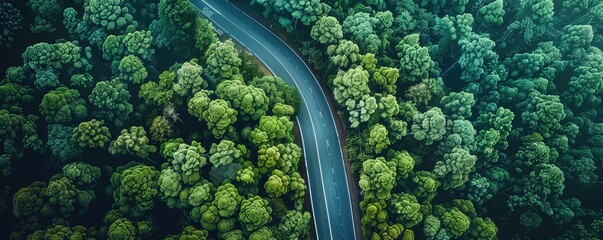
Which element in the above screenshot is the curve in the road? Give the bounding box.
[190,0,358,239]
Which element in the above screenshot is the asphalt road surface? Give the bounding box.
[189,0,357,239]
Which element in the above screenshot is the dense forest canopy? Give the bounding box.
[1,0,309,239]
[253,0,603,239]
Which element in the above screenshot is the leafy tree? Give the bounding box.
[85,0,135,31]
[89,80,133,127]
[0,3,23,48]
[165,226,209,240]
[439,91,474,120]
[109,164,160,217]
[327,40,361,69]
[478,0,505,25]
[342,11,393,53]
[370,66,399,95]
[411,107,447,145]
[172,141,207,185]
[265,169,290,198]
[108,126,157,158]
[149,116,174,143]
[333,65,371,105]
[40,87,88,124]
[433,147,477,190]
[388,193,423,228]
[209,140,242,168]
[311,16,343,44]
[174,60,207,97]
[118,55,147,84]
[387,150,415,181]
[274,210,311,239]
[367,123,390,154]
[252,0,330,32]
[359,157,396,200]
[239,196,272,232]
[248,116,294,146]
[250,76,300,113]
[29,225,96,239]
[47,124,83,162]
[139,70,178,107]
[396,33,434,84]
[213,183,243,218]
[458,33,499,85]
[72,119,111,148]
[203,99,238,139]
[28,0,63,33]
[153,0,217,58]
[216,79,269,121]
[205,40,242,80]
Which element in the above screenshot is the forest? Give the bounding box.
[1,0,309,239]
[2,0,603,239]
[249,0,603,239]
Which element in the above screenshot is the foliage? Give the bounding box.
[108,126,157,158]
[72,119,111,148]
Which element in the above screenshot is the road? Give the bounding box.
[189,0,358,239]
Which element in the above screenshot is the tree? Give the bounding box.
[342,11,393,53]
[252,0,330,32]
[396,34,434,84]
[202,99,238,139]
[213,183,243,218]
[118,55,147,84]
[250,76,301,113]
[433,147,477,190]
[89,80,133,127]
[370,66,399,95]
[174,60,207,97]
[39,87,88,124]
[0,3,23,48]
[85,0,135,31]
[478,0,505,25]
[239,196,272,232]
[172,141,207,185]
[28,0,63,33]
[248,116,294,146]
[72,119,111,148]
[216,79,269,121]
[411,107,447,145]
[47,124,83,162]
[152,0,217,57]
[439,91,475,120]
[139,71,178,107]
[274,210,311,239]
[311,16,343,44]
[367,123,390,154]
[209,140,242,167]
[265,169,290,198]
[388,193,423,228]
[108,126,157,159]
[333,65,370,107]
[109,164,160,217]
[327,40,361,69]
[359,157,396,200]
[205,40,242,80]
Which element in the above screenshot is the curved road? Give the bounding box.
[189,0,357,239]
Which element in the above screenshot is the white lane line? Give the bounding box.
[194,1,331,238]
[296,117,320,238]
